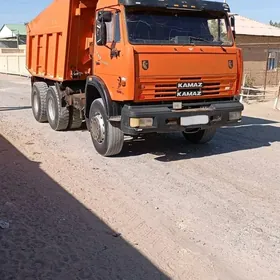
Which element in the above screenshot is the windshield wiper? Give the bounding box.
[189,36,212,44]
[190,36,228,52]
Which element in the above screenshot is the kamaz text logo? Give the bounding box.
[176,91,202,97]
[177,82,203,89]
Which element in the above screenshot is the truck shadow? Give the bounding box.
[0,135,170,280]
[120,116,280,162]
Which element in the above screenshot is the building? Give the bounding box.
[0,24,27,48]
[235,15,280,86]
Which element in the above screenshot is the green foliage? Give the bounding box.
[208,19,227,41]
[269,20,280,28]
[244,75,255,88]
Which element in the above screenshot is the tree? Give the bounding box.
[208,19,227,42]
[269,20,280,28]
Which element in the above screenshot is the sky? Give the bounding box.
[0,0,279,27]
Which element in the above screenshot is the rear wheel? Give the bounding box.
[183,127,216,144]
[89,98,124,157]
[46,86,70,131]
[31,82,48,123]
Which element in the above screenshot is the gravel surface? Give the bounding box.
[1,74,280,280]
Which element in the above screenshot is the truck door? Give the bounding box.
[93,9,134,101]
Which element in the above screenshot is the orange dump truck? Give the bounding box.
[26,0,244,157]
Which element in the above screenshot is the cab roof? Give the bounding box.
[119,0,230,12]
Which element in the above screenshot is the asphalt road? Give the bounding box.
[1,74,280,280]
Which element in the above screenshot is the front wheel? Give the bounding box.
[182,127,217,144]
[89,98,124,157]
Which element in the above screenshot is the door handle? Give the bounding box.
[95,61,100,65]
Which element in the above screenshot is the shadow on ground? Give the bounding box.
[0,106,32,112]
[0,135,169,280]
[120,116,280,162]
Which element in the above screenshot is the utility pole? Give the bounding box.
[16,31,19,49]
[274,83,280,110]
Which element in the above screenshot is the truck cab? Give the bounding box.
[27,0,244,157]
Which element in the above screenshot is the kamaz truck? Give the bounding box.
[26,0,244,157]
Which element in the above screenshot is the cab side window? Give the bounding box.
[105,21,114,43]
[96,11,121,44]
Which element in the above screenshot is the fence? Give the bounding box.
[241,73,280,110]
[243,69,279,88]
[0,47,30,77]
[238,42,280,109]
[240,43,280,88]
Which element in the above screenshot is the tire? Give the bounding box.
[46,86,70,131]
[31,82,48,123]
[89,98,124,157]
[69,108,83,130]
[183,127,217,144]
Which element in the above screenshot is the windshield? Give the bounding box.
[125,9,233,46]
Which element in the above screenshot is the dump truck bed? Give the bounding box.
[26,0,97,81]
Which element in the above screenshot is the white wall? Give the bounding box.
[0,25,14,39]
[0,46,30,76]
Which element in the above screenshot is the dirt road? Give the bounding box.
[1,74,280,280]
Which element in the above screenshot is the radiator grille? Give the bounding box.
[138,76,235,100]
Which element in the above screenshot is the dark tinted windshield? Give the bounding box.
[125,9,233,46]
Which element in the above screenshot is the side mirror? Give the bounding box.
[98,11,112,23]
[229,16,236,39]
[230,16,235,28]
[96,22,107,46]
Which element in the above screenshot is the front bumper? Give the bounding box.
[121,100,244,135]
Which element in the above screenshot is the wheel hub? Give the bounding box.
[48,98,56,121]
[91,113,105,144]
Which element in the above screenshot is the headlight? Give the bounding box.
[130,118,154,128]
[229,111,242,121]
